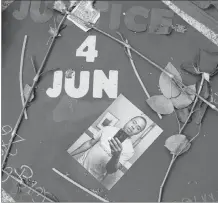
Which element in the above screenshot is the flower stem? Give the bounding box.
[158,155,176,202]
[179,74,205,134]
[159,75,205,202]
[1,12,68,171]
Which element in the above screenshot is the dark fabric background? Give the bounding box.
[2,1,218,202]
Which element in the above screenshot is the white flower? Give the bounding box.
[53,1,66,12]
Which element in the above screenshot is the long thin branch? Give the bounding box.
[19,35,28,119]
[158,155,176,202]
[158,123,202,202]
[1,13,68,171]
[2,170,54,202]
[52,168,109,202]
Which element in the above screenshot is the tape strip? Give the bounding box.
[162,1,218,46]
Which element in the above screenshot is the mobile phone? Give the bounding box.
[113,129,129,143]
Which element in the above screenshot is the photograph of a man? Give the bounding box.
[68,116,147,182]
[67,94,163,190]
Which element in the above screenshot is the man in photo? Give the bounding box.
[68,116,147,182]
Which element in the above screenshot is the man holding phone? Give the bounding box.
[68,116,147,182]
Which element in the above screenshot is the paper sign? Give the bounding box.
[67,1,100,32]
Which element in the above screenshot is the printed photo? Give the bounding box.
[67,94,163,190]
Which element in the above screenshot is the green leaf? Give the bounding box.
[165,134,191,155]
[171,84,196,109]
[194,102,208,125]
[180,49,200,75]
[193,85,212,125]
[146,95,174,114]
[159,62,182,98]
[176,107,191,123]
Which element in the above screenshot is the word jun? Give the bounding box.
[46,70,118,99]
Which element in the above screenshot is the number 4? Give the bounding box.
[76,36,98,62]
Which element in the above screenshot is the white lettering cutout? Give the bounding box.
[46,71,63,98]
[76,36,98,62]
[93,70,118,98]
[65,71,90,98]
[46,70,119,99]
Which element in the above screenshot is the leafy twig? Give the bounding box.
[2,12,69,171]
[158,74,205,202]
[158,123,201,202]
[175,123,201,159]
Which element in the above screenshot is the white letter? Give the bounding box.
[65,71,90,98]
[46,71,63,98]
[93,70,118,98]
